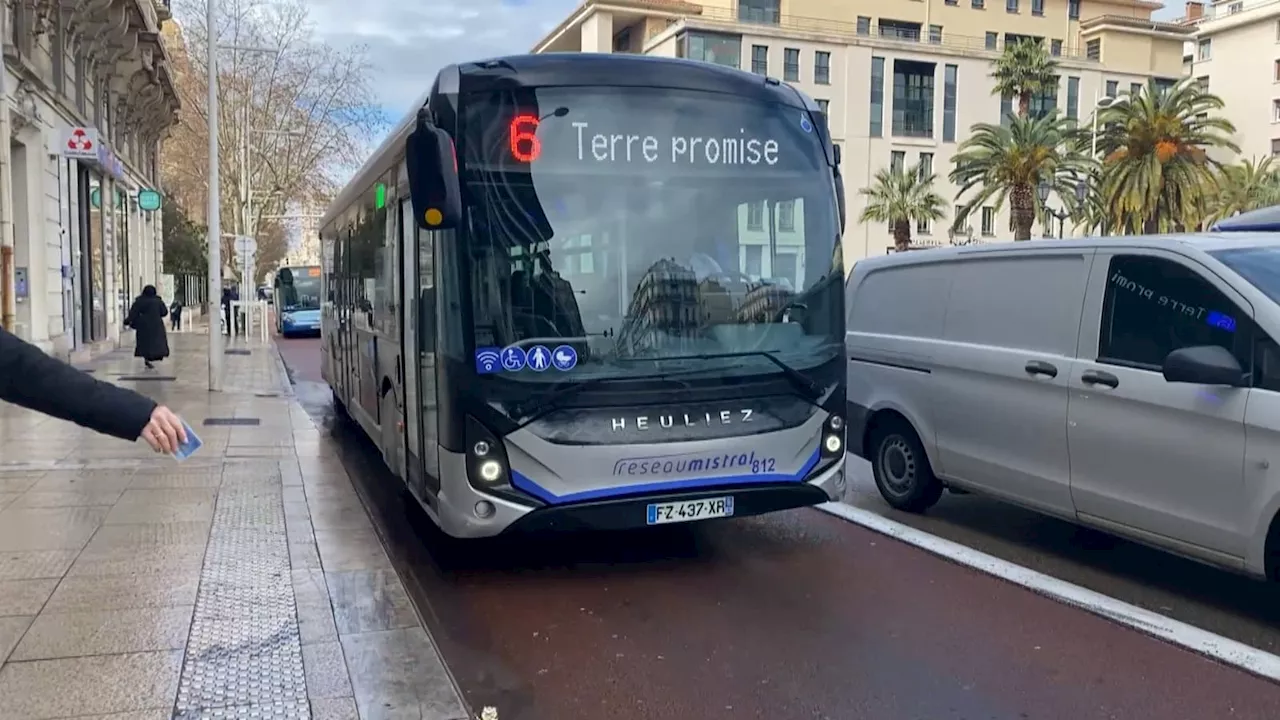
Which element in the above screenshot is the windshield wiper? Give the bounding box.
[507,367,716,421]
[621,351,825,401]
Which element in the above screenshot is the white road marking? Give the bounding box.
[816,500,1280,683]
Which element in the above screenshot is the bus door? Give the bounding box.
[398,197,425,499]
[338,227,356,407]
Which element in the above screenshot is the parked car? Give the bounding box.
[845,233,1280,580]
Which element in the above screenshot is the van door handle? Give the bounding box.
[1081,369,1120,388]
[1024,360,1058,378]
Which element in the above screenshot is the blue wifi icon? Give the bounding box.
[474,348,502,374]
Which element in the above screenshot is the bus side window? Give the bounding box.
[420,286,436,352]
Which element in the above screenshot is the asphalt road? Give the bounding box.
[276,336,1280,719]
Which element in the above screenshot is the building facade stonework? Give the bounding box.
[2,0,179,359]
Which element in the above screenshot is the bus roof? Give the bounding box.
[1211,204,1280,233]
[321,53,822,230]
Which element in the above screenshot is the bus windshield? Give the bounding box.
[460,86,843,383]
[278,267,321,310]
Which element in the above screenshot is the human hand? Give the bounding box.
[141,405,187,454]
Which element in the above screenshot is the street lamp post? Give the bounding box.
[1037,180,1083,239]
[205,0,223,391]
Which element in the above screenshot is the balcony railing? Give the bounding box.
[689,6,1096,60]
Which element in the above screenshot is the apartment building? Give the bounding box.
[1181,0,1280,164]
[2,0,179,359]
[534,0,1190,263]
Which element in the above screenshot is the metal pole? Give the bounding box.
[206,0,224,391]
[0,4,16,333]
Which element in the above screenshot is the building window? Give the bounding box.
[1273,138,1280,157]
[738,0,780,25]
[892,60,935,138]
[1228,1,1243,12]
[1273,99,1280,123]
[816,99,829,114]
[747,201,764,230]
[985,32,998,50]
[1067,76,1080,120]
[890,151,905,173]
[857,16,871,35]
[1196,75,1209,91]
[919,152,933,178]
[870,56,885,137]
[1105,80,1118,97]
[1068,0,1080,17]
[981,207,996,236]
[778,200,796,231]
[752,45,768,75]
[946,0,958,5]
[1275,59,1280,83]
[1001,94,1013,126]
[681,32,741,68]
[1153,77,1176,98]
[917,217,932,235]
[1050,39,1062,56]
[613,27,632,52]
[973,0,985,7]
[783,48,800,81]
[1006,0,1018,13]
[1030,82,1058,118]
[1198,39,1211,61]
[879,21,921,41]
[1129,82,1142,96]
[929,25,942,44]
[744,245,763,276]
[814,51,831,84]
[1086,39,1101,60]
[943,64,958,142]
[1032,0,1044,14]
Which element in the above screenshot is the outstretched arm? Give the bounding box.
[0,326,157,441]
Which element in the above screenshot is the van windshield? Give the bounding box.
[1210,246,1280,305]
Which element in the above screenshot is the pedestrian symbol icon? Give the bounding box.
[501,345,526,372]
[551,345,577,371]
[528,345,551,372]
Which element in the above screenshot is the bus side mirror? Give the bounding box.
[406,117,462,232]
[278,268,294,285]
[833,144,842,166]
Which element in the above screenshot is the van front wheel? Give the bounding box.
[870,423,943,513]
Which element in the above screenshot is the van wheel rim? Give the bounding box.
[879,437,916,496]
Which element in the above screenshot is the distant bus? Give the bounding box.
[273,265,322,336]
[320,53,847,539]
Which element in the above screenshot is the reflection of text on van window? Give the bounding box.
[1111,270,1206,320]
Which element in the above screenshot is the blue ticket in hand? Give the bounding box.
[173,420,203,462]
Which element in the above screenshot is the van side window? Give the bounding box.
[1099,255,1249,370]
[1254,332,1280,392]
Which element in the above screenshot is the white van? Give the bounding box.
[844,234,1280,580]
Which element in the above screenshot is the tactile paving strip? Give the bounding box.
[173,467,312,720]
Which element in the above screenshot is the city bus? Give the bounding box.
[273,265,322,336]
[319,53,848,538]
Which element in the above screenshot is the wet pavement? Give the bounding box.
[0,332,467,720]
[275,337,1280,720]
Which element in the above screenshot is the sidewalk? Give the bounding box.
[0,333,469,720]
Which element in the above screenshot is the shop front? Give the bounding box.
[60,125,125,347]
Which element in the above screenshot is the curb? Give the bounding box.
[268,338,297,398]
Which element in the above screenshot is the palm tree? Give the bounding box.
[950,111,1089,241]
[1095,78,1238,234]
[990,39,1059,119]
[1205,157,1280,226]
[858,162,948,252]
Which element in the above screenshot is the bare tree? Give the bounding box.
[160,0,386,281]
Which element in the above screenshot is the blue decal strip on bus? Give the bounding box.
[510,447,823,505]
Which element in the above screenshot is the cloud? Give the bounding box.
[307,0,582,121]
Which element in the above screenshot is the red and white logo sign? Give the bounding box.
[61,126,100,160]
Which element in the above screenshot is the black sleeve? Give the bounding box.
[0,326,157,442]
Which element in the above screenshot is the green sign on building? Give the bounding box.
[138,189,162,212]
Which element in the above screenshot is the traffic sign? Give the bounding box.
[233,235,257,255]
[137,189,161,212]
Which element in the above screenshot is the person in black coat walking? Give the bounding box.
[0,326,187,453]
[170,295,184,332]
[125,285,170,370]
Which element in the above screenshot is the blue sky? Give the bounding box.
[308,0,582,123]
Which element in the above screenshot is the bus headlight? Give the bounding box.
[824,433,844,454]
[822,414,845,457]
[281,312,294,324]
[477,459,503,483]
[465,416,510,488]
